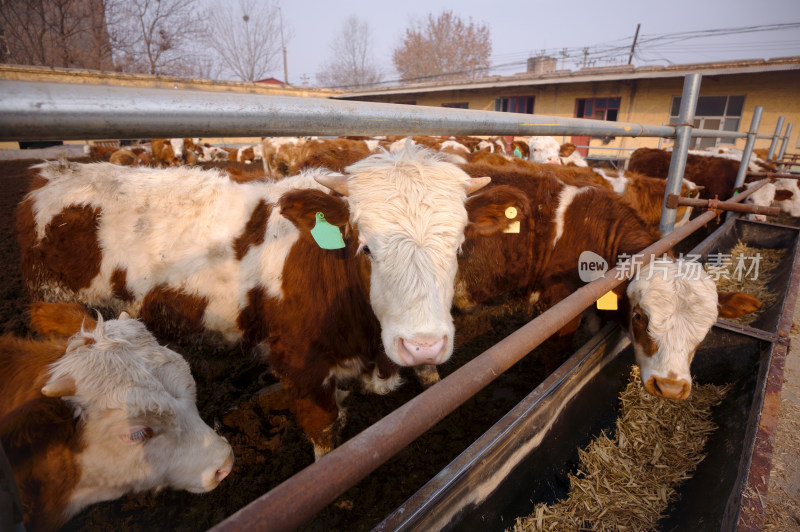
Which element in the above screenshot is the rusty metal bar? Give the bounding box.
[747,170,800,180]
[713,319,789,346]
[209,190,765,531]
[665,194,780,216]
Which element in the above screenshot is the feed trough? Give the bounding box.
[375,217,800,532]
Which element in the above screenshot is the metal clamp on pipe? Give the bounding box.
[665,194,781,216]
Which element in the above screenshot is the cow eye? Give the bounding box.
[122,426,153,443]
[360,244,371,257]
[632,311,643,321]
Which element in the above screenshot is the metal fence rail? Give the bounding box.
[0,79,756,142]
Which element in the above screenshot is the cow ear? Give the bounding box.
[718,291,761,319]
[280,189,350,232]
[42,375,77,397]
[466,185,529,236]
[775,189,794,201]
[29,302,97,338]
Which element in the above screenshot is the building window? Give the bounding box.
[494,96,534,114]
[669,95,745,148]
[395,100,416,105]
[442,102,469,109]
[575,97,620,122]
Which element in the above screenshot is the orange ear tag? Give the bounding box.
[597,291,618,310]
[503,206,520,234]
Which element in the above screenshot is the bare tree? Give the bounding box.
[0,0,112,69]
[109,0,207,76]
[206,0,285,82]
[393,11,491,83]
[316,15,382,89]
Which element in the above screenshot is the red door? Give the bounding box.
[571,135,590,157]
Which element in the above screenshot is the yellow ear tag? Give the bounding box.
[503,206,520,234]
[597,291,618,310]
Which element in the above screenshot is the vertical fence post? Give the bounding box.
[659,73,701,236]
[778,122,793,164]
[727,106,764,221]
[767,116,785,161]
[733,106,763,191]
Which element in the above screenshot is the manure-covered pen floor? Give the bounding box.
[1,155,799,531]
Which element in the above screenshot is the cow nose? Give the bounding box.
[546,155,561,165]
[215,453,235,484]
[398,336,447,366]
[646,376,691,400]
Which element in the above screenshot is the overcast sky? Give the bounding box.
[267,0,800,86]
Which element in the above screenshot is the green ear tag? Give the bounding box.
[513,146,522,158]
[310,212,345,250]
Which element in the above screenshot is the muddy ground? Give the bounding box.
[1,157,598,532]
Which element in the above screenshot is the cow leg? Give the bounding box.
[291,387,339,460]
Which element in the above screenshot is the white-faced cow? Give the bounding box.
[456,161,759,400]
[1,302,233,531]
[16,144,499,458]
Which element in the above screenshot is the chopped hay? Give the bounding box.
[511,367,728,532]
[710,240,785,325]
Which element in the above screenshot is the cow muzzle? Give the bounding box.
[645,375,691,400]
[396,336,448,366]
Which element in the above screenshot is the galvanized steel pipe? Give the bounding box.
[0,80,682,141]
[733,106,764,191]
[659,73,701,236]
[767,117,785,161]
[778,123,793,162]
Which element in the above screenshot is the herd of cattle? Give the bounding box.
[3,133,794,530]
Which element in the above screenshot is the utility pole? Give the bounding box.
[279,7,288,86]
[582,47,589,68]
[628,23,641,65]
[561,48,567,70]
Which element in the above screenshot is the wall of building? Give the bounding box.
[346,69,800,160]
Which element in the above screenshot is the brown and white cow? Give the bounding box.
[628,147,741,200]
[457,161,757,400]
[1,302,233,531]
[525,136,588,166]
[593,168,700,230]
[295,137,377,173]
[16,145,499,458]
[261,137,310,179]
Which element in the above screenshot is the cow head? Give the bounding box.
[454,185,533,311]
[310,143,490,367]
[624,259,719,400]
[261,137,308,179]
[32,303,233,516]
[169,138,185,165]
[527,136,562,165]
[773,178,800,217]
[744,179,778,222]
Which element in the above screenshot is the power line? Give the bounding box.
[326,22,800,89]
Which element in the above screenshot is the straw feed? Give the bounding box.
[710,240,785,325]
[511,367,728,532]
